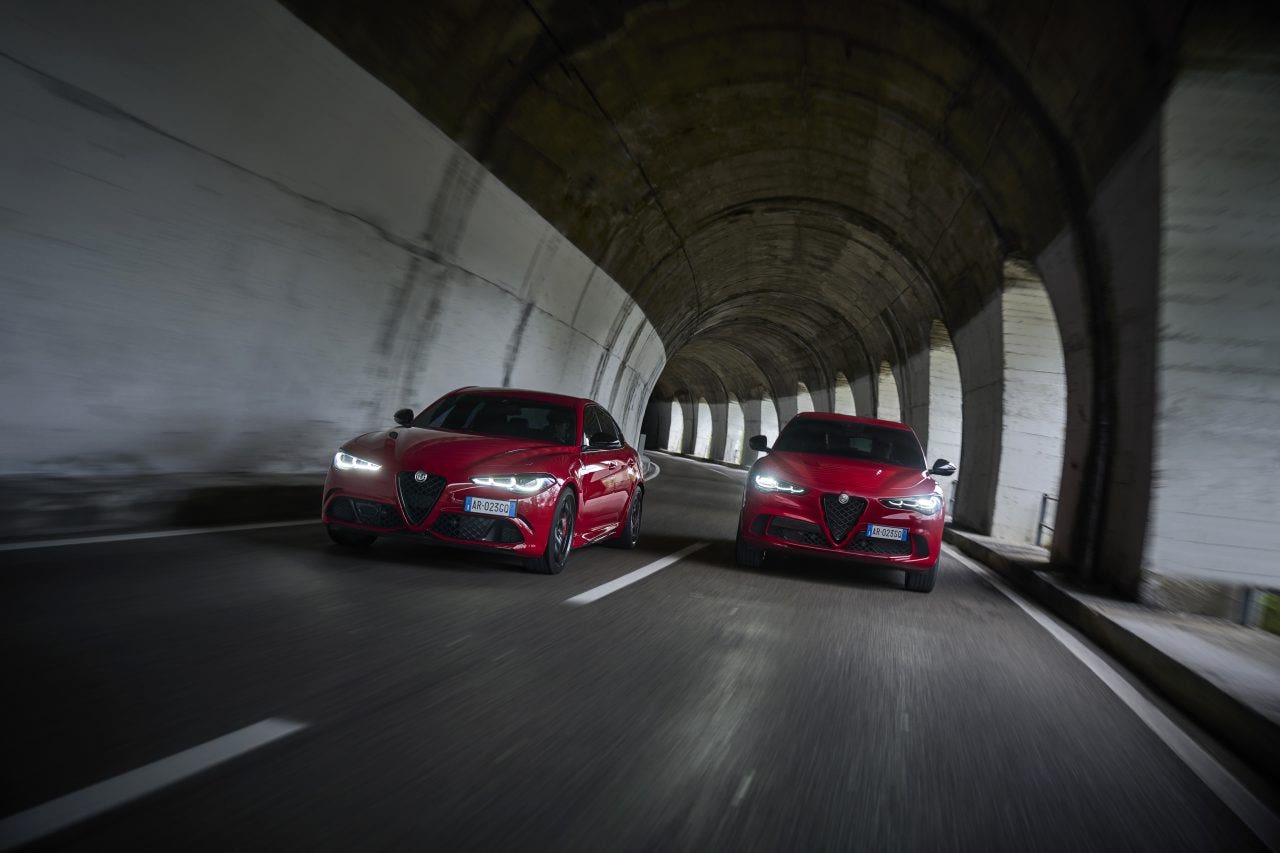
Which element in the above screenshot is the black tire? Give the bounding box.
[735,529,765,568]
[904,563,939,593]
[327,524,377,548]
[524,488,576,574]
[605,488,643,549]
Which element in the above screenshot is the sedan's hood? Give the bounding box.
[343,428,573,478]
[758,450,936,496]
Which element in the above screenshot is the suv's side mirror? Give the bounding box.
[929,459,956,477]
[394,408,414,427]
[588,431,623,450]
[748,435,769,452]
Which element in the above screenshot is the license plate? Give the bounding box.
[868,524,908,541]
[464,496,517,517]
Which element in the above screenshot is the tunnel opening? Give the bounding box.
[666,397,685,453]
[833,372,856,416]
[928,321,964,518]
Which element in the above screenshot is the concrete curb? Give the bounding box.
[945,528,1280,786]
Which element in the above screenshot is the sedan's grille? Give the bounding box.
[821,494,867,542]
[326,497,401,528]
[766,517,827,548]
[848,535,913,556]
[397,471,447,526]
[431,513,523,544]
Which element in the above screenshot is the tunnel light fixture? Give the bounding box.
[880,495,942,516]
[753,473,807,495]
[471,474,556,494]
[333,451,381,472]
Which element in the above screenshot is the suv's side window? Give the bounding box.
[582,406,603,448]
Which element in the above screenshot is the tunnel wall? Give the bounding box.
[1147,69,1280,590]
[0,0,664,516]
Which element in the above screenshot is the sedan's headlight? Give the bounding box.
[753,473,807,495]
[471,474,556,495]
[333,451,381,472]
[880,495,942,516]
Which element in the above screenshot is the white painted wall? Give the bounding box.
[876,361,902,422]
[991,263,1067,543]
[1149,70,1280,587]
[833,373,856,415]
[927,321,963,514]
[667,403,685,452]
[0,0,664,479]
[724,395,745,464]
[760,395,780,442]
[693,398,713,457]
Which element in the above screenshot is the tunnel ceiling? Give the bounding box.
[284,0,1185,402]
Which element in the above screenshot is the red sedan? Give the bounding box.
[322,387,643,573]
[735,412,955,592]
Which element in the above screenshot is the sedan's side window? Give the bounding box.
[599,409,624,445]
[582,406,603,447]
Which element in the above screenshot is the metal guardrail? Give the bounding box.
[1036,493,1058,548]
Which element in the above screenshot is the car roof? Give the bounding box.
[789,411,916,433]
[448,386,592,408]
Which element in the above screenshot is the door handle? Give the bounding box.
[607,461,619,469]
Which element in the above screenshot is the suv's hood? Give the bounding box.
[758,450,936,496]
[343,429,573,478]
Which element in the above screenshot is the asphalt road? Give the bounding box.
[1,454,1271,851]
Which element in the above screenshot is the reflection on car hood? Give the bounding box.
[758,450,936,495]
[343,428,573,477]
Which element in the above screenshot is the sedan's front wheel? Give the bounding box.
[904,562,939,593]
[735,529,765,568]
[524,488,576,574]
[327,524,377,548]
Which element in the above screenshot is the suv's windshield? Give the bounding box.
[773,419,926,469]
[413,394,577,446]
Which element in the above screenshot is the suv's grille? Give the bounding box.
[432,513,523,544]
[397,471,447,526]
[766,517,827,547]
[821,494,867,542]
[848,535,913,556]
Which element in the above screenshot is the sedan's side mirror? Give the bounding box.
[588,432,623,450]
[748,435,769,452]
[394,408,414,427]
[929,459,956,477]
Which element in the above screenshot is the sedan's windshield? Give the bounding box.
[773,419,926,469]
[413,394,577,446]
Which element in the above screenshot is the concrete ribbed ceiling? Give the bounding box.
[283,0,1184,402]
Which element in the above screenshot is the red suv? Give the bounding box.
[323,387,643,574]
[735,413,955,592]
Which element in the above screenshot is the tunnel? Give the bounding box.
[2,0,1279,849]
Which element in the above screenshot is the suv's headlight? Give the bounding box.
[471,474,556,495]
[753,473,807,495]
[333,451,381,472]
[880,495,942,516]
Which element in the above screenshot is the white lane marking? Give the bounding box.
[565,542,709,605]
[642,456,661,482]
[0,718,307,851]
[0,519,315,552]
[731,770,756,807]
[944,545,1280,849]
